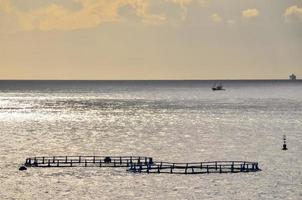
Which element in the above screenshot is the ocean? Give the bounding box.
[0,80,301,199]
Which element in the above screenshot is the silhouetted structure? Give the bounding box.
[104,157,111,163]
[128,161,259,174]
[18,165,27,171]
[289,74,296,80]
[21,155,260,174]
[212,82,225,91]
[23,156,152,168]
[282,135,288,150]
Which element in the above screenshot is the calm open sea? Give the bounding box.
[0,80,301,199]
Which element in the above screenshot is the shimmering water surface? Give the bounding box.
[0,80,301,200]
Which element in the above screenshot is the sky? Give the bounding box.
[0,0,301,80]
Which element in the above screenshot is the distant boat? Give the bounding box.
[212,82,225,91]
[289,74,296,80]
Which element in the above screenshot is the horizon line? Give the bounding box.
[0,79,300,81]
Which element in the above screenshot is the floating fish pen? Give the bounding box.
[24,156,152,168]
[21,156,260,174]
[128,161,259,174]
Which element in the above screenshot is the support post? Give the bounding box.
[282,135,288,150]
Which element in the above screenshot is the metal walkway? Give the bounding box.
[22,156,260,174]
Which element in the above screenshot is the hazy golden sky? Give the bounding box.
[0,0,301,80]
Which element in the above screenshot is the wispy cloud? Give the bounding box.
[0,0,167,31]
[284,5,302,22]
[0,0,13,14]
[227,19,235,24]
[242,8,259,18]
[197,0,211,7]
[210,13,222,23]
[166,0,193,20]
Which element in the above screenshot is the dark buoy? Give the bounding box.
[104,157,111,163]
[19,165,27,171]
[282,135,288,150]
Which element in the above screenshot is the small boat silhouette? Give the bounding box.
[212,82,225,91]
[289,74,296,80]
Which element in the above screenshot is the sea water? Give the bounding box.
[0,80,301,199]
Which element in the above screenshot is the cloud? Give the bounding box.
[0,0,13,14]
[227,19,235,24]
[166,0,193,20]
[167,0,192,5]
[0,0,167,31]
[210,13,222,23]
[197,0,211,7]
[284,5,302,22]
[242,8,259,18]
